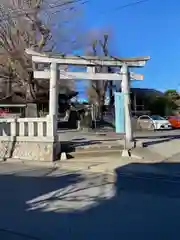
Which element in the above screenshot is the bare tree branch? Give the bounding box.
[0,0,84,102]
[86,29,114,119]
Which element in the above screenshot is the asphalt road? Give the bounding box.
[1,163,180,239]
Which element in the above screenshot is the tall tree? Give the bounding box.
[143,90,179,116]
[0,0,84,103]
[164,89,180,101]
[99,34,114,107]
[164,89,180,114]
[86,30,113,119]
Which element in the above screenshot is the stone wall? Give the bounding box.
[0,139,61,162]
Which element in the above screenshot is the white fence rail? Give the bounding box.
[0,118,52,137]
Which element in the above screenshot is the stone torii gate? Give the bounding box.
[26,49,150,143]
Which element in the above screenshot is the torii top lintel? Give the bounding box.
[26,49,150,67]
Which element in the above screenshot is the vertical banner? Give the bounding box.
[114,92,125,133]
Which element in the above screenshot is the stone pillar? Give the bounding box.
[46,62,60,161]
[121,64,133,143]
[48,62,58,137]
[49,62,58,118]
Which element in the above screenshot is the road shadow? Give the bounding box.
[142,136,176,147]
[115,162,180,197]
[136,132,180,140]
[0,169,114,239]
[1,162,180,239]
[136,133,180,147]
[0,170,85,239]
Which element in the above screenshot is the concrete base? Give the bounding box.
[130,153,144,160]
[121,149,131,157]
[121,149,143,159]
[60,152,67,160]
[0,140,61,162]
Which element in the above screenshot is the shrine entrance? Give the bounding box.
[26,48,149,144]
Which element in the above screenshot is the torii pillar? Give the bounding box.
[47,62,58,137]
[121,64,132,143]
[49,63,58,116]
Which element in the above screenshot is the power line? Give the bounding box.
[0,0,151,67]
[75,0,152,67]
[100,0,150,15]
[0,0,149,89]
[0,0,88,22]
[0,0,151,23]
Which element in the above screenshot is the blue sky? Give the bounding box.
[76,0,180,100]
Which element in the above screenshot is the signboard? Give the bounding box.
[114,92,125,133]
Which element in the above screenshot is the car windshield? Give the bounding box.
[151,115,165,120]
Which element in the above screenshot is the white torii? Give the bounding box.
[26,49,150,143]
[33,67,144,81]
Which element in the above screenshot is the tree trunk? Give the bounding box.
[25,72,38,117]
[26,84,35,102]
[25,71,36,102]
[98,95,105,120]
[109,80,113,106]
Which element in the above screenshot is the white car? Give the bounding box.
[137,115,172,130]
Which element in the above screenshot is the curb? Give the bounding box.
[2,158,180,180]
[0,158,114,171]
[0,158,119,175]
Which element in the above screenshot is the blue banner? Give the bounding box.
[114,92,125,133]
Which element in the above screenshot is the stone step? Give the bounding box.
[65,148,123,159]
[74,143,123,151]
[61,140,123,154]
